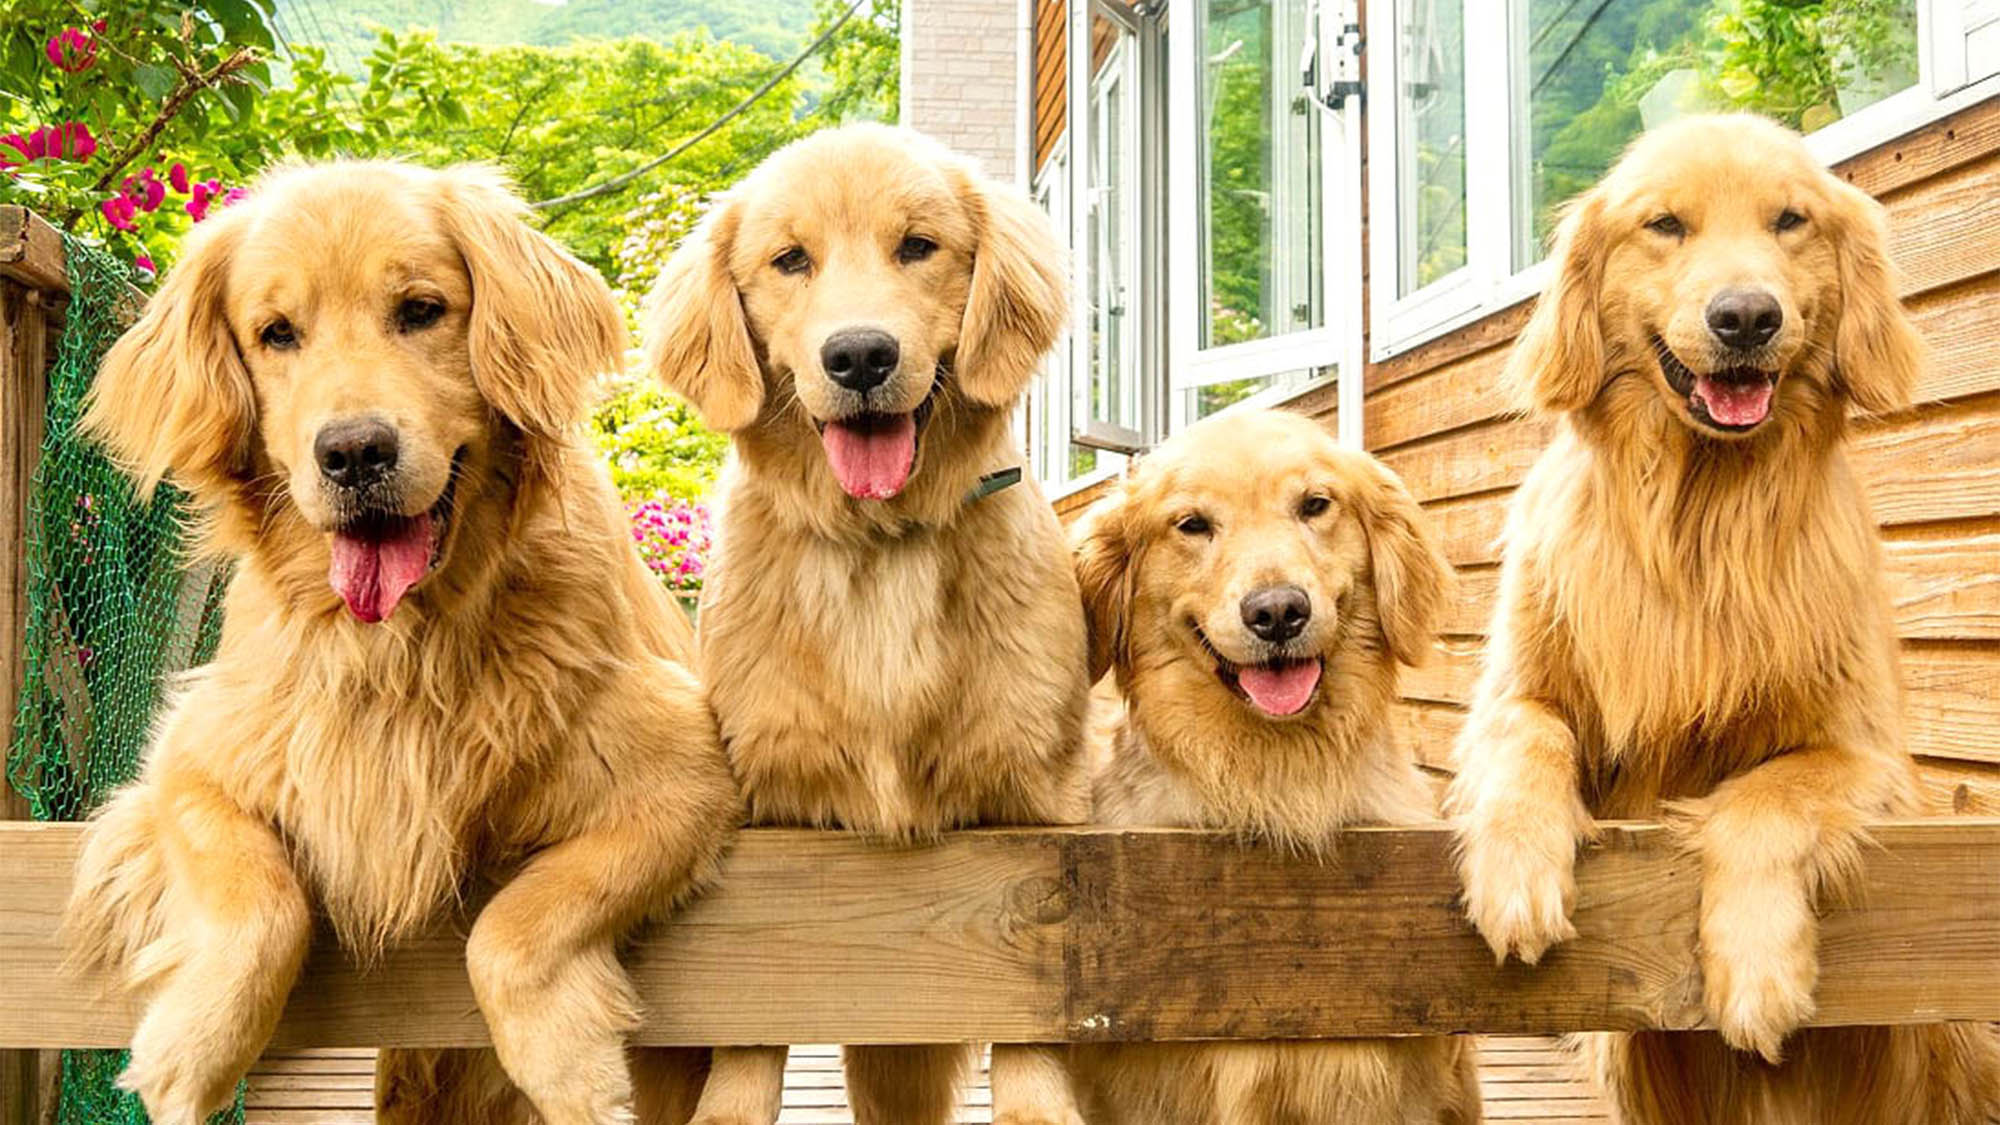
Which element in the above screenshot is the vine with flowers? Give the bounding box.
[0,1,383,274]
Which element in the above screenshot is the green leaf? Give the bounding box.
[134,64,177,100]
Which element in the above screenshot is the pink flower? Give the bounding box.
[169,162,189,193]
[100,194,137,232]
[46,27,97,73]
[1,123,95,170]
[133,255,156,281]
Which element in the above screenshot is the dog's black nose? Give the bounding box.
[1241,585,1311,644]
[1706,288,1783,350]
[821,328,900,392]
[315,418,400,489]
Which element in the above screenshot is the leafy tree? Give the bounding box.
[590,377,728,503]
[815,0,900,124]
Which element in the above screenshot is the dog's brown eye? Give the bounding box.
[1645,214,1685,238]
[397,298,446,332]
[1775,209,1807,232]
[1299,494,1331,519]
[260,319,298,350]
[773,247,811,275]
[1175,513,1212,536]
[897,235,938,264]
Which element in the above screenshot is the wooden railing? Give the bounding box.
[4,819,1999,1049]
[2,206,71,1125]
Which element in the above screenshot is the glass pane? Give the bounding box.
[1516,0,1919,266]
[1197,0,1324,348]
[1396,0,1468,295]
[1185,368,1319,420]
[1087,29,1140,431]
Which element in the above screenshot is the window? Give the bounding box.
[1079,29,1144,453]
[1370,0,1998,359]
[1168,0,1352,404]
[1027,0,1361,490]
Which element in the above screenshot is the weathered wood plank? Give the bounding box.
[1836,95,2000,198]
[1886,534,2000,641]
[1882,152,2000,299]
[5,821,2000,1048]
[0,208,65,295]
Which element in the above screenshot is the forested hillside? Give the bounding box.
[273,0,812,63]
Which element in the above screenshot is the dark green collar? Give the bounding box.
[965,465,1022,505]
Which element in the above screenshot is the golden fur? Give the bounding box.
[66,161,740,1125]
[1070,409,1480,1125]
[1446,114,2000,1123]
[643,125,1090,1125]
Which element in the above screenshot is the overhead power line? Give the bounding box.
[529,0,868,211]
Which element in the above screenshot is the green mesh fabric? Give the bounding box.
[6,234,240,1123]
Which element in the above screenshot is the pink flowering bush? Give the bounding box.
[627,498,712,602]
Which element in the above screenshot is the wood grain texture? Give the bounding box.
[0,208,65,295]
[6,821,2000,1048]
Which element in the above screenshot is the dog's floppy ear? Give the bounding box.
[1506,190,1608,414]
[1355,458,1453,668]
[82,209,254,505]
[1072,486,1135,685]
[954,168,1067,409]
[642,198,763,431]
[1825,179,1922,415]
[437,165,624,443]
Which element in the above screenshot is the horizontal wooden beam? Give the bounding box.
[0,208,66,294]
[4,820,1999,1048]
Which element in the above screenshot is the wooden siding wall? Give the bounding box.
[1340,97,2000,812]
[1049,97,2000,814]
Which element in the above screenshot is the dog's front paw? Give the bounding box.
[118,1023,243,1125]
[1700,880,1817,1063]
[1457,828,1578,965]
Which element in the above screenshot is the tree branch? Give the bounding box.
[66,46,260,228]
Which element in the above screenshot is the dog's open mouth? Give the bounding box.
[815,390,937,501]
[1654,337,1777,432]
[1195,624,1323,717]
[327,449,463,624]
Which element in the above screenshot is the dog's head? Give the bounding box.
[1075,410,1451,726]
[1509,113,1922,438]
[643,124,1065,503]
[82,161,624,623]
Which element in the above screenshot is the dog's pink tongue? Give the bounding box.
[328,515,433,623]
[821,414,917,500]
[1694,376,1774,427]
[1237,659,1322,716]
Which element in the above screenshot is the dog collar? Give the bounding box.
[965,465,1022,505]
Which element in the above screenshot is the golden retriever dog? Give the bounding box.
[1067,409,1480,1125]
[642,125,1089,1125]
[67,161,740,1125]
[1447,114,2000,1124]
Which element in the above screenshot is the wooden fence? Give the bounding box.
[5,819,2000,1051]
[2,205,70,1125]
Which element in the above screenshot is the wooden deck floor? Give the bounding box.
[241,1038,1608,1123]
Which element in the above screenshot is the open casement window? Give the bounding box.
[1369,0,2000,361]
[1070,18,1150,455]
[1166,0,1359,427]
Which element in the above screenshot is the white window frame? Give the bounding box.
[1166,0,1356,394]
[1075,31,1148,453]
[1368,0,2000,363]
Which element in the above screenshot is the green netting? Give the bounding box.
[5,234,240,1124]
